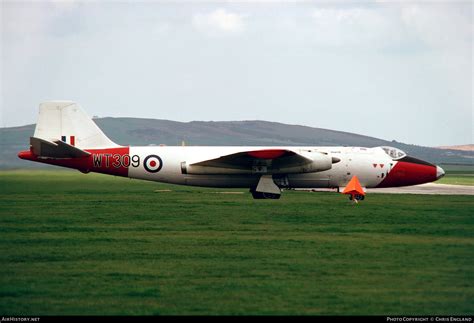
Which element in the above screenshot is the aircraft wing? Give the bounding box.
[30,137,91,158]
[189,149,312,170]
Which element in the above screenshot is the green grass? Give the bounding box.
[0,170,473,315]
[440,164,474,174]
[437,175,473,186]
[438,164,473,186]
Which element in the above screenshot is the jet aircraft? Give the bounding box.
[18,101,445,200]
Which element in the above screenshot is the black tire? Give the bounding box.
[250,189,281,200]
[251,191,265,199]
[262,192,281,199]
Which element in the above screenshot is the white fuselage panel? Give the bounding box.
[127,146,394,189]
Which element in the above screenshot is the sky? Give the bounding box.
[1,0,472,147]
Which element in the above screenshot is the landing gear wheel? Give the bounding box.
[250,189,281,200]
[262,192,281,199]
[349,194,365,201]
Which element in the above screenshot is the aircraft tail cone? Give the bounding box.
[18,150,34,161]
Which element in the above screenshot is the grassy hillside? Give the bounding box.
[1,118,472,169]
[0,170,473,315]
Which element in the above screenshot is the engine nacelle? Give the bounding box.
[273,151,333,174]
[184,152,334,175]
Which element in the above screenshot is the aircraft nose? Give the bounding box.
[436,166,445,180]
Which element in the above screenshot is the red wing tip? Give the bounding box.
[247,149,288,159]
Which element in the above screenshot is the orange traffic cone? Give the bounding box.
[342,175,365,203]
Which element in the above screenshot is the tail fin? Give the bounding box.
[33,101,118,149]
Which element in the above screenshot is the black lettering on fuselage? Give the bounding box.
[93,154,102,167]
[121,154,131,167]
[131,155,140,167]
[112,154,121,168]
[104,154,112,167]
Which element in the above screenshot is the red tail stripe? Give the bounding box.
[18,147,130,177]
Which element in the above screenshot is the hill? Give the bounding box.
[436,144,474,152]
[1,118,472,169]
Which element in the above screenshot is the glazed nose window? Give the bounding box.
[381,146,406,160]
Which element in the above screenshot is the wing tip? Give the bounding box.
[247,149,290,159]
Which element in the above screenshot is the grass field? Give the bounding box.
[437,176,473,186]
[0,170,473,315]
[438,164,474,186]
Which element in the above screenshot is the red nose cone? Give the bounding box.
[377,158,437,188]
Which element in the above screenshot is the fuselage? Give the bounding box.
[18,145,444,189]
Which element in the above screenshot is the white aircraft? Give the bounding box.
[18,101,445,200]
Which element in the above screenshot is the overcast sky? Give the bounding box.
[1,0,472,147]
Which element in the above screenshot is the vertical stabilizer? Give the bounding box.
[33,101,119,149]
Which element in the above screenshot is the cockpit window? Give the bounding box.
[380,146,406,160]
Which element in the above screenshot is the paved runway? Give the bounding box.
[300,183,473,195]
[366,183,473,195]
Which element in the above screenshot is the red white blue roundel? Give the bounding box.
[144,155,163,173]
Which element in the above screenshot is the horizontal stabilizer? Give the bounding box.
[30,137,91,158]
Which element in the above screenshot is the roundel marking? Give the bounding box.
[144,155,163,173]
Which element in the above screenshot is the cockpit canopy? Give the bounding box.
[380,146,406,160]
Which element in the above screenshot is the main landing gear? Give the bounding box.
[250,175,282,199]
[250,188,281,199]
